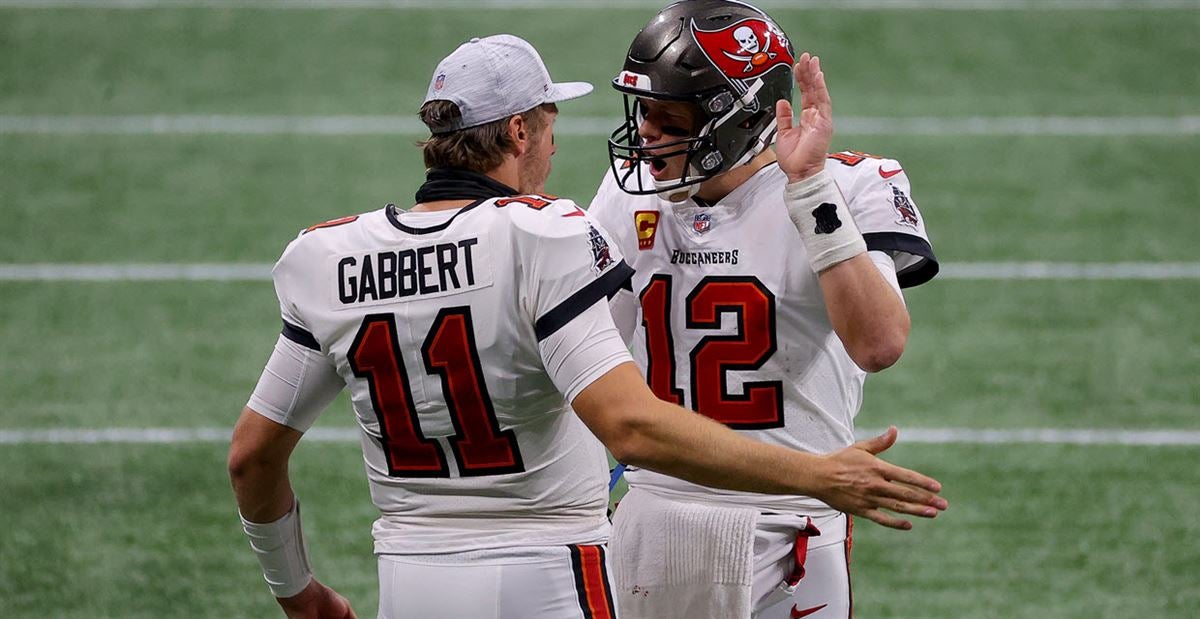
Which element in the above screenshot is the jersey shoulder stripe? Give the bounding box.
[823,150,938,288]
[534,260,635,341]
[862,232,939,288]
[281,319,320,350]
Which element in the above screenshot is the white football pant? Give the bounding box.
[377,545,618,619]
[611,488,851,619]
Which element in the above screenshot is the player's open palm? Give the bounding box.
[820,426,949,530]
[277,579,357,619]
[775,52,834,183]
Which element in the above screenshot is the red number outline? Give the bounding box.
[639,276,783,429]
[304,215,359,234]
[685,276,783,429]
[422,307,523,476]
[494,195,554,210]
[827,150,882,167]
[349,309,524,478]
[639,275,685,406]
[349,314,449,477]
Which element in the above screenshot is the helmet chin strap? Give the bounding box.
[654,175,702,203]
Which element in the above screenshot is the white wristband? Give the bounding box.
[783,170,867,273]
[240,499,314,599]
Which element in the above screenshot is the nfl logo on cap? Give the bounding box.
[693,213,712,234]
[422,34,593,134]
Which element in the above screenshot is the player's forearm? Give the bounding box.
[818,253,910,372]
[229,456,296,523]
[615,398,834,498]
[575,365,833,497]
[782,171,907,371]
[228,408,301,523]
[230,453,316,602]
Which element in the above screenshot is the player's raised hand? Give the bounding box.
[775,52,834,183]
[818,426,949,530]
[277,579,357,619]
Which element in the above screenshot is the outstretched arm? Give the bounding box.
[572,362,948,530]
[775,53,910,372]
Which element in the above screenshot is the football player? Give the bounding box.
[229,33,944,619]
[589,2,941,618]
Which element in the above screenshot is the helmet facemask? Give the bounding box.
[608,81,780,203]
[608,95,721,203]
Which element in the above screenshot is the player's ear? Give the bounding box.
[507,114,528,157]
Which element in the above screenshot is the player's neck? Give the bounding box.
[694,150,778,203]
[411,163,521,212]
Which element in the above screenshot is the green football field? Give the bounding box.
[1,1,1198,617]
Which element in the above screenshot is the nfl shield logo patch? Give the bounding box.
[434,74,446,91]
[693,212,712,234]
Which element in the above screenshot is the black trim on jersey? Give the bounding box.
[534,261,636,341]
[386,200,487,235]
[862,231,940,289]
[280,320,320,351]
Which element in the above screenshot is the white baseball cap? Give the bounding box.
[422,34,594,134]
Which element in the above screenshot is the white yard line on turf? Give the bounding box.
[1,0,1196,10]
[862,428,1200,446]
[2,262,1199,282]
[938,262,1200,280]
[1,427,1197,445]
[0,263,273,281]
[2,115,1199,137]
[0,427,354,444]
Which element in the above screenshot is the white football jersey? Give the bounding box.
[266,195,634,554]
[588,152,937,515]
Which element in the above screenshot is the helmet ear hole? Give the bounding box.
[738,109,768,130]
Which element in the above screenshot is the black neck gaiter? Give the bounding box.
[414,167,519,203]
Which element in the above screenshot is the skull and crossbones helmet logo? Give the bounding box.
[691,18,792,81]
[734,26,760,53]
[724,24,776,72]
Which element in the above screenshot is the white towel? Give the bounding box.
[611,487,760,619]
